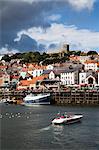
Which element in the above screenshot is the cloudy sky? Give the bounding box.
[0,0,99,54]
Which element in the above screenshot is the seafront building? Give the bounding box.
[84,60,98,71]
[48,68,79,85]
[0,51,99,91]
[79,70,99,85]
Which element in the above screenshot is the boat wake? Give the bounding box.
[39,125,51,132]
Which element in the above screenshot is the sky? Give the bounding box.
[0,0,99,54]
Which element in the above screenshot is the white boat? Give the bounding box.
[21,93,50,106]
[0,99,7,104]
[0,98,11,104]
[52,113,83,125]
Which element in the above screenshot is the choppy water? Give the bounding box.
[0,104,99,150]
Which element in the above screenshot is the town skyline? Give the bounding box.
[1,0,99,54]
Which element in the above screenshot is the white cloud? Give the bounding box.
[21,0,96,11]
[14,23,99,52]
[48,14,61,21]
[66,0,96,11]
[0,47,19,55]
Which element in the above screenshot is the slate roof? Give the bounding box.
[43,68,79,75]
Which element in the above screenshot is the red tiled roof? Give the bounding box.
[11,75,19,79]
[0,79,3,85]
[19,74,48,86]
[27,63,46,70]
[84,60,97,64]
[0,66,7,69]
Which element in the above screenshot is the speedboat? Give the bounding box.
[52,113,83,125]
[21,93,50,106]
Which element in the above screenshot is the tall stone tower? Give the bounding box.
[62,44,69,53]
[59,43,69,57]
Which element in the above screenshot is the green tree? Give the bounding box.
[22,51,41,63]
[33,51,41,63]
[75,51,81,56]
[23,52,34,63]
[87,51,98,56]
[11,53,23,59]
[2,54,11,62]
[80,52,87,56]
[42,52,49,60]
[51,53,59,58]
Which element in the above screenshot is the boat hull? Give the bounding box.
[52,115,83,125]
[22,93,50,106]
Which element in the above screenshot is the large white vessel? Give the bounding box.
[22,93,50,106]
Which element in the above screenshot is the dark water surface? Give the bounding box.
[0,104,99,150]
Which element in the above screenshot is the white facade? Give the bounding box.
[33,69,43,77]
[85,75,96,85]
[46,65,54,70]
[84,63,97,71]
[48,69,99,86]
[79,72,97,85]
[79,72,86,84]
[28,69,43,77]
[61,72,75,85]
[49,71,55,79]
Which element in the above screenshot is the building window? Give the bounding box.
[4,81,8,83]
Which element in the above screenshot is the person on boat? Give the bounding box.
[56,113,60,119]
[61,114,65,118]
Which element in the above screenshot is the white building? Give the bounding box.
[33,69,44,77]
[79,71,87,84]
[46,65,54,70]
[48,70,61,80]
[48,69,78,85]
[84,60,98,71]
[79,71,98,85]
[28,69,43,77]
[49,71,55,79]
[61,70,78,85]
[61,72,75,85]
[28,65,47,78]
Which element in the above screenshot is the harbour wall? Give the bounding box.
[0,90,99,105]
[51,91,99,105]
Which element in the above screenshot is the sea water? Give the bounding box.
[0,104,99,150]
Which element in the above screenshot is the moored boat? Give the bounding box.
[0,99,7,104]
[52,113,83,125]
[21,93,50,106]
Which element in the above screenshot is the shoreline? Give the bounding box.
[0,90,99,106]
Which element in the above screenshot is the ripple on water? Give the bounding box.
[0,114,2,119]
